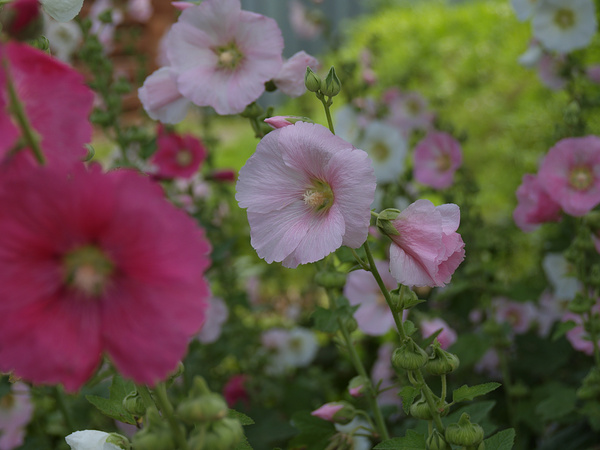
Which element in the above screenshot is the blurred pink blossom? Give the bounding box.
[196,297,229,344]
[564,308,600,356]
[420,317,457,349]
[311,403,345,422]
[289,0,324,40]
[151,127,206,179]
[273,51,319,97]
[413,132,463,190]
[383,88,434,137]
[492,297,537,335]
[223,375,250,409]
[513,173,562,232]
[371,343,401,407]
[0,383,33,450]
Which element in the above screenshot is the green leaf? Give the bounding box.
[552,320,577,341]
[403,320,417,336]
[453,382,501,403]
[483,428,516,450]
[399,385,419,415]
[312,307,340,333]
[229,409,255,425]
[234,437,254,450]
[374,430,426,449]
[85,375,137,425]
[535,386,577,421]
[289,410,336,450]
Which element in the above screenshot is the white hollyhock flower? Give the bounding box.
[44,17,83,63]
[40,0,84,22]
[542,253,581,300]
[65,430,129,450]
[511,0,541,21]
[358,121,407,184]
[532,0,597,53]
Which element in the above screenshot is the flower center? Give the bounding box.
[215,42,244,70]
[435,153,452,172]
[554,8,575,29]
[371,141,390,162]
[569,166,594,191]
[176,149,193,167]
[63,245,114,298]
[303,180,334,212]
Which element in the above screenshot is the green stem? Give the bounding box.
[415,371,445,433]
[350,248,369,270]
[497,348,517,429]
[2,57,46,165]
[153,383,190,450]
[363,240,406,339]
[318,94,336,134]
[441,374,447,402]
[54,386,76,432]
[329,292,390,441]
[136,384,158,412]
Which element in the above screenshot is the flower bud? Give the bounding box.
[264,115,312,129]
[0,0,43,41]
[311,401,356,425]
[189,418,244,450]
[320,66,341,97]
[106,433,131,450]
[426,341,460,376]
[445,413,484,447]
[240,102,264,118]
[314,271,347,289]
[348,376,368,397]
[304,67,322,93]
[376,209,401,237]
[409,392,448,420]
[122,391,147,417]
[426,429,448,450]
[177,393,228,424]
[392,338,429,371]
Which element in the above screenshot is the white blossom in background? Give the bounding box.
[196,297,229,344]
[511,0,540,21]
[44,16,82,63]
[40,0,84,22]
[65,430,128,450]
[335,417,372,450]
[542,253,581,300]
[532,0,597,53]
[261,327,319,374]
[358,121,407,184]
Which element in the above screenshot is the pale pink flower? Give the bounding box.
[387,200,465,287]
[536,290,566,337]
[587,65,600,84]
[564,307,600,355]
[138,67,190,124]
[413,132,462,189]
[513,173,563,231]
[0,42,93,169]
[420,317,457,349]
[196,297,229,344]
[475,348,501,379]
[289,0,323,40]
[89,0,123,53]
[371,342,401,407]
[166,0,283,115]
[538,136,600,216]
[311,403,345,422]
[0,383,33,450]
[127,0,152,22]
[151,127,206,179]
[343,260,397,336]
[492,297,537,335]
[273,51,319,97]
[0,164,211,391]
[236,122,376,268]
[264,115,307,129]
[383,88,434,137]
[537,53,567,90]
[171,1,194,11]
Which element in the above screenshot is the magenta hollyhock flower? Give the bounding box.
[413,132,463,189]
[138,67,190,124]
[386,200,465,287]
[0,164,211,391]
[165,0,283,115]
[236,121,376,268]
[513,173,562,232]
[420,317,457,349]
[538,136,600,216]
[343,260,397,336]
[273,51,319,98]
[1,0,41,39]
[151,128,206,179]
[0,42,93,169]
[223,375,250,409]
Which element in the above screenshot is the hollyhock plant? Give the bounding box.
[513,173,562,231]
[0,41,93,169]
[537,136,600,217]
[358,121,407,184]
[343,260,398,336]
[0,382,33,450]
[420,317,457,349]
[382,200,465,287]
[532,0,597,53]
[166,0,284,115]
[236,121,376,268]
[413,132,463,190]
[151,127,207,179]
[0,164,211,391]
[138,67,191,124]
[273,51,320,98]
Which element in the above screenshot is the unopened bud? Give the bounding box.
[305,67,321,93]
[409,392,448,420]
[190,418,244,450]
[376,209,401,237]
[177,393,228,424]
[426,341,460,376]
[348,376,368,397]
[106,433,131,450]
[321,66,341,97]
[426,429,448,450]
[445,413,484,447]
[311,401,356,425]
[568,293,594,314]
[122,391,147,417]
[392,338,429,371]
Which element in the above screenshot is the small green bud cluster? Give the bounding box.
[445,413,485,448]
[305,66,342,98]
[426,430,448,450]
[122,390,147,417]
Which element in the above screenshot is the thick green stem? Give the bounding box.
[441,374,448,402]
[363,240,406,339]
[415,371,445,433]
[54,386,76,432]
[350,248,369,270]
[329,292,390,441]
[153,383,190,450]
[318,95,336,134]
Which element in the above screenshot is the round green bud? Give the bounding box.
[177,393,228,424]
[426,429,448,450]
[392,338,429,371]
[426,342,460,376]
[320,66,341,97]
[122,391,147,417]
[410,394,434,420]
[132,428,175,450]
[195,418,244,450]
[106,433,131,450]
[304,67,321,93]
[445,413,484,447]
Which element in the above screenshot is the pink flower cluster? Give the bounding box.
[139,0,318,121]
[514,136,600,231]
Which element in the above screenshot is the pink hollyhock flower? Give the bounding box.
[127,0,153,22]
[343,260,397,336]
[273,51,319,97]
[385,200,465,287]
[492,297,537,335]
[564,307,600,355]
[371,342,401,407]
[236,121,376,268]
[513,173,562,232]
[413,132,463,190]
[538,136,600,217]
[166,0,283,115]
[139,67,190,124]
[263,115,302,129]
[0,164,211,391]
[151,128,206,179]
[420,317,457,349]
[289,0,324,40]
[223,375,250,409]
[475,348,501,380]
[311,403,345,422]
[0,382,33,450]
[383,88,434,137]
[196,297,229,344]
[0,42,93,169]
[537,53,567,90]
